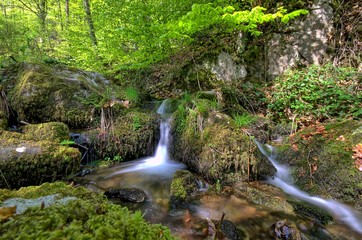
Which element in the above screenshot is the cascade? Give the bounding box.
[255,140,362,234]
[107,99,183,176]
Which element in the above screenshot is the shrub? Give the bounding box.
[267,64,361,123]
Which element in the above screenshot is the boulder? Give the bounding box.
[0,63,119,128]
[169,170,199,209]
[104,187,147,203]
[171,107,276,184]
[0,130,81,189]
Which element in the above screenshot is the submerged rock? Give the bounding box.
[169,170,199,209]
[270,219,302,240]
[104,187,147,203]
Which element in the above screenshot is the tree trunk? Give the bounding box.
[65,0,69,24]
[83,0,97,46]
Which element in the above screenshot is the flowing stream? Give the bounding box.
[255,140,362,235]
[81,101,362,239]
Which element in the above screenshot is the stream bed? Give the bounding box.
[79,101,362,239]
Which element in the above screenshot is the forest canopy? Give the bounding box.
[0,0,307,74]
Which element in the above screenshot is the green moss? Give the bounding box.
[86,108,160,161]
[0,63,116,128]
[23,122,70,143]
[0,135,81,189]
[170,178,187,199]
[169,170,199,209]
[0,182,174,240]
[278,120,362,202]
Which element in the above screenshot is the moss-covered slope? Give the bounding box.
[276,120,362,203]
[0,182,174,239]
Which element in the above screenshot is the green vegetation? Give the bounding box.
[232,113,257,128]
[267,64,362,124]
[0,182,174,239]
[0,0,307,76]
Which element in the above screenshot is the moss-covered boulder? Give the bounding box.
[23,122,70,143]
[170,100,275,184]
[276,120,362,203]
[0,182,174,239]
[0,130,81,189]
[0,63,118,128]
[169,170,199,209]
[81,108,160,161]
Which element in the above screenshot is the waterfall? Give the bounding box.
[255,140,362,234]
[107,99,180,176]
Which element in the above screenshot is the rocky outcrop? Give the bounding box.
[276,120,362,204]
[0,63,120,128]
[0,123,81,189]
[267,0,334,79]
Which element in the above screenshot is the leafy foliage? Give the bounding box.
[267,64,362,123]
[0,0,308,75]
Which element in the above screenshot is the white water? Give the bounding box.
[255,140,362,234]
[107,100,184,176]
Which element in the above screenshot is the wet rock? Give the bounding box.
[169,170,199,209]
[219,219,245,240]
[104,187,147,203]
[270,219,302,240]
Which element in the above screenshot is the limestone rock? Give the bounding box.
[267,0,334,80]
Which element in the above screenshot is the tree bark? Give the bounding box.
[65,0,69,23]
[83,0,97,46]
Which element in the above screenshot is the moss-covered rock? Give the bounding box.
[0,131,81,189]
[82,108,160,161]
[170,99,275,184]
[169,170,199,209]
[276,120,362,203]
[0,63,119,128]
[23,122,70,143]
[0,182,174,239]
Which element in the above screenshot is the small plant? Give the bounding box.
[215,179,222,193]
[132,115,141,130]
[124,87,139,103]
[267,64,361,123]
[232,113,256,128]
